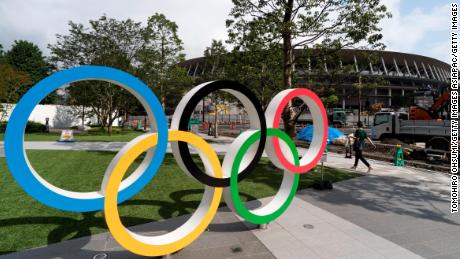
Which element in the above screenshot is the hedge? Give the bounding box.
[0,121,47,133]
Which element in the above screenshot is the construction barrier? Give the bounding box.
[394,144,405,166]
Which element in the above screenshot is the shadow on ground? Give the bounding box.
[0,189,260,255]
[299,174,459,226]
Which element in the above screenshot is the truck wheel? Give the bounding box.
[426,137,449,151]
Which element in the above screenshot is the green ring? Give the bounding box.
[230,128,300,224]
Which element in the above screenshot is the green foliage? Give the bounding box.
[323,95,339,108]
[0,63,32,122]
[137,13,191,110]
[0,44,5,63]
[227,1,391,53]
[160,65,194,115]
[5,40,57,104]
[49,15,149,132]
[6,41,49,83]
[0,121,46,133]
[203,40,229,80]
[0,122,5,133]
[201,39,284,109]
[0,130,145,142]
[25,121,46,133]
[226,0,391,136]
[49,14,193,133]
[0,63,31,103]
[86,126,136,135]
[230,45,284,109]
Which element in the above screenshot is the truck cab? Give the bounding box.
[371,111,450,150]
[328,110,347,128]
[371,112,408,140]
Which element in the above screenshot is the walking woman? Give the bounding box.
[351,121,376,172]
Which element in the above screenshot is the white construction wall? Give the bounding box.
[1,103,120,128]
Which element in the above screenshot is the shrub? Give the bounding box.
[0,121,6,133]
[1,121,47,133]
[25,121,46,133]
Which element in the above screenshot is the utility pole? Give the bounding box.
[214,94,218,138]
[202,98,205,122]
[358,75,362,124]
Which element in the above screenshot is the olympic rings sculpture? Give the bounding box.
[4,66,328,256]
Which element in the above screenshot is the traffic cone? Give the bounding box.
[394,144,405,166]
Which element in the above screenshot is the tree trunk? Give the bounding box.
[122,111,128,128]
[202,99,205,122]
[81,106,85,129]
[160,83,166,109]
[357,76,362,124]
[358,88,362,124]
[107,108,113,136]
[281,0,296,138]
[213,95,218,138]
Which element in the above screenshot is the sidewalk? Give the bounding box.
[0,207,274,259]
[0,138,232,158]
[0,197,422,259]
[303,153,459,259]
[0,136,457,258]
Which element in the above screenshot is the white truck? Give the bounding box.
[371,111,450,151]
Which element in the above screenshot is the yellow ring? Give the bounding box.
[104,130,223,256]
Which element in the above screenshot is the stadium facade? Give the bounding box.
[180,49,450,109]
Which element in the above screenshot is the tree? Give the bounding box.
[50,16,143,134]
[202,39,284,110]
[353,74,382,122]
[230,44,284,110]
[160,65,194,115]
[200,39,284,136]
[227,0,390,136]
[137,13,189,110]
[49,14,192,134]
[64,83,94,128]
[203,40,229,80]
[347,51,386,122]
[0,63,32,125]
[0,44,5,64]
[5,40,57,104]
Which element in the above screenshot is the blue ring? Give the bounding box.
[4,66,168,212]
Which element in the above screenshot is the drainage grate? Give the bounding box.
[303,224,314,229]
[93,253,108,259]
[231,245,243,253]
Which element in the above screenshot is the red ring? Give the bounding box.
[271,88,328,173]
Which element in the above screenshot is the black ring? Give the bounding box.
[176,80,267,187]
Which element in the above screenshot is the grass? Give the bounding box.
[0,128,144,142]
[0,151,359,254]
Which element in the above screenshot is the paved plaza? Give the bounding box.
[0,134,236,157]
[0,137,457,258]
[302,153,459,259]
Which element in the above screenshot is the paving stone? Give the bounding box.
[404,243,444,258]
[297,153,457,259]
[0,208,274,259]
[421,236,460,255]
[429,251,460,259]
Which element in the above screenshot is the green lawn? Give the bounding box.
[0,130,144,142]
[0,151,358,254]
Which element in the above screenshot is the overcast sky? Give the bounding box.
[0,0,452,62]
